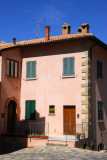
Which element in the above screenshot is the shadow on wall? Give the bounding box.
[0,110,45,154]
[96,80,106,150]
[21,40,85,59]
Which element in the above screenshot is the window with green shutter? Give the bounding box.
[25,100,35,120]
[97,60,102,79]
[98,101,103,121]
[63,57,75,76]
[26,61,36,79]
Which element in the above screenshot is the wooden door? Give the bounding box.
[64,106,76,135]
[7,101,16,134]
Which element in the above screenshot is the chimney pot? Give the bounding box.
[13,38,16,45]
[62,23,71,35]
[78,23,89,34]
[45,26,50,40]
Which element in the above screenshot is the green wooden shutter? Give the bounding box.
[26,61,36,79]
[97,61,102,79]
[32,61,36,78]
[30,100,35,120]
[63,57,75,76]
[25,100,35,120]
[69,57,74,76]
[63,58,68,76]
[100,62,102,78]
[25,101,31,120]
[26,62,31,79]
[98,101,103,121]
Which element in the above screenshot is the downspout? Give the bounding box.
[89,43,97,149]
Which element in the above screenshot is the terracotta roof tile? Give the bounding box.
[0,33,94,50]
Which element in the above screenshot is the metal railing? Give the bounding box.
[64,122,88,142]
[0,121,49,137]
[16,121,49,137]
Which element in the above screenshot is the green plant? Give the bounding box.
[76,132,81,136]
[85,143,90,150]
[49,106,55,113]
[40,133,46,137]
[31,133,39,136]
[81,132,85,135]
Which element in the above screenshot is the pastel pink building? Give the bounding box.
[0,23,107,150]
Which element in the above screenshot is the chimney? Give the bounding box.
[1,41,6,44]
[13,38,16,45]
[78,23,89,34]
[78,27,82,34]
[45,26,50,40]
[62,23,71,35]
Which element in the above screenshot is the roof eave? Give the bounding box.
[0,34,107,51]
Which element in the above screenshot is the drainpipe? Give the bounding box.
[89,43,97,148]
[90,44,97,60]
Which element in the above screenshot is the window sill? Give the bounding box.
[97,78,103,81]
[26,78,37,81]
[62,76,75,79]
[6,76,19,79]
[25,119,36,121]
[97,120,104,123]
[48,113,56,116]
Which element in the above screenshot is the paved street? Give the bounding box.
[0,146,107,160]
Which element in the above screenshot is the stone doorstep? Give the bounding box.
[100,150,107,153]
[48,135,78,142]
[46,142,68,147]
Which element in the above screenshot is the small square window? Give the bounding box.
[49,105,55,113]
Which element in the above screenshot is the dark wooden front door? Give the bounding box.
[7,100,16,134]
[64,106,76,135]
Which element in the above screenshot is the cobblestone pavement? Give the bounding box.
[0,146,107,160]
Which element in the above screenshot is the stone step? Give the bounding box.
[46,142,68,147]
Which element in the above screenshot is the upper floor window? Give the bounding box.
[7,59,19,78]
[63,57,75,77]
[26,61,36,79]
[98,101,103,121]
[97,60,102,79]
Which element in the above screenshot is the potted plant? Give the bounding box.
[40,134,48,139]
[27,133,48,139]
[27,133,40,138]
[76,132,81,139]
[50,108,55,113]
[80,132,85,139]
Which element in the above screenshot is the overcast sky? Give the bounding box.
[0,0,107,44]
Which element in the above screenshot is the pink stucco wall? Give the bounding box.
[20,41,85,135]
[91,44,107,149]
[0,48,21,125]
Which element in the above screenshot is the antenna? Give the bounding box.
[31,19,46,39]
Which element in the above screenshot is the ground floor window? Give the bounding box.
[49,105,55,113]
[25,100,35,120]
